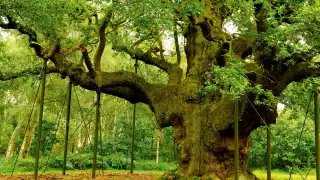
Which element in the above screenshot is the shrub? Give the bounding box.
[105,154,128,169]
[0,156,15,173]
[48,156,73,170]
[16,157,34,171]
[69,153,92,169]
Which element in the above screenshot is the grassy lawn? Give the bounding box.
[1,169,164,175]
[253,169,316,180]
[1,168,318,179]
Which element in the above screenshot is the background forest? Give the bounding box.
[0,31,318,174]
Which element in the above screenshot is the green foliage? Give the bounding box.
[280,77,320,117]
[256,0,320,61]
[48,156,73,170]
[0,156,35,173]
[249,109,315,170]
[30,120,57,156]
[177,1,205,19]
[0,0,74,35]
[249,77,319,171]
[199,53,277,106]
[68,153,93,169]
[225,0,257,37]
[199,54,248,99]
[105,154,128,170]
[16,157,34,171]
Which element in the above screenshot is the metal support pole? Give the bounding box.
[150,136,153,160]
[34,60,47,180]
[234,100,239,180]
[99,116,104,175]
[63,80,72,175]
[130,59,138,174]
[267,125,271,180]
[173,140,176,161]
[92,91,100,179]
[130,103,136,173]
[315,89,320,180]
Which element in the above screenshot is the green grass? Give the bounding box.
[0,160,317,180]
[6,169,317,179]
[253,169,316,180]
[1,169,165,175]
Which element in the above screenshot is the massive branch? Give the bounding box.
[113,44,183,84]
[0,66,58,81]
[276,61,320,95]
[0,15,161,105]
[45,42,157,104]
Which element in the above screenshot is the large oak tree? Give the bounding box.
[1,0,320,179]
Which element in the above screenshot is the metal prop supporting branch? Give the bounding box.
[315,89,320,180]
[92,90,101,179]
[130,59,138,174]
[267,125,271,180]
[34,60,47,180]
[63,80,72,175]
[234,100,239,180]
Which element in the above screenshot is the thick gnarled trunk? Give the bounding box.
[172,100,257,179]
[160,20,263,178]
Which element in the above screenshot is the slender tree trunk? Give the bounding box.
[112,110,117,138]
[6,124,20,159]
[108,107,117,139]
[19,103,39,158]
[88,123,92,144]
[18,117,36,158]
[77,123,82,150]
[18,113,36,158]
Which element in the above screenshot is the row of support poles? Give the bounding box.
[63,80,72,175]
[234,99,239,180]
[34,60,47,180]
[92,90,101,179]
[264,87,320,180]
[29,62,319,180]
[130,59,138,174]
[314,89,320,180]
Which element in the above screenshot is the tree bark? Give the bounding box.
[6,123,20,159]
[77,121,83,150]
[172,99,258,179]
[19,97,40,159]
[18,112,36,159]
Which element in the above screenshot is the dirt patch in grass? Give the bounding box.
[0,172,162,180]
